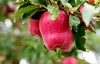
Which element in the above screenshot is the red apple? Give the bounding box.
[61,56,78,64]
[79,6,84,13]
[4,4,15,15]
[88,0,94,4]
[39,10,73,52]
[2,4,15,17]
[28,18,41,37]
[5,4,15,13]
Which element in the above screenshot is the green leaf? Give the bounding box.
[13,2,24,5]
[61,0,72,9]
[22,8,39,20]
[68,0,75,6]
[3,0,8,4]
[18,1,31,9]
[0,14,6,21]
[49,0,57,4]
[72,24,86,51]
[29,0,41,5]
[69,15,80,30]
[47,4,59,20]
[14,5,39,19]
[29,0,47,5]
[82,3,95,26]
[75,0,81,4]
[61,47,77,57]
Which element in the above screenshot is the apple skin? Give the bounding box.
[79,6,84,13]
[61,56,78,64]
[88,0,94,4]
[5,4,15,13]
[28,18,41,37]
[39,10,73,52]
[4,4,15,16]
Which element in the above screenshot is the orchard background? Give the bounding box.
[0,0,100,64]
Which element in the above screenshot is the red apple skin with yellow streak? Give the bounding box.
[39,10,74,52]
[61,57,78,64]
[28,18,41,37]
